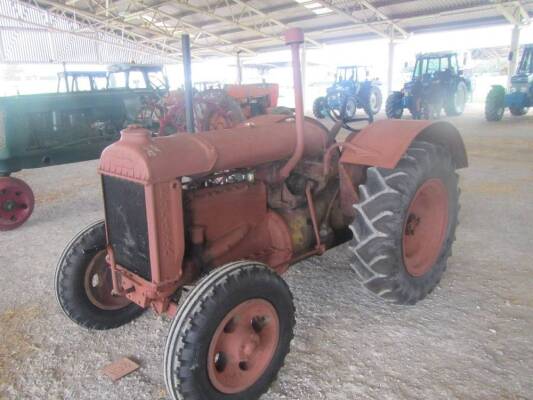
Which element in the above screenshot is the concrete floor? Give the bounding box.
[1,105,532,400]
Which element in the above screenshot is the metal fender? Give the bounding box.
[339,119,468,170]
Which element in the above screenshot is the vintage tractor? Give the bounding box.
[386,52,471,120]
[0,64,169,230]
[158,88,245,135]
[485,44,532,121]
[313,65,382,127]
[225,83,280,118]
[55,29,467,400]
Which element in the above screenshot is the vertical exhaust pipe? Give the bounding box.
[182,34,195,133]
[279,28,305,180]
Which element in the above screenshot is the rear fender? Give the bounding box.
[339,119,468,170]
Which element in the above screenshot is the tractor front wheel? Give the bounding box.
[349,141,459,305]
[312,96,328,119]
[55,220,144,330]
[165,261,295,400]
[385,92,404,119]
[0,177,34,231]
[509,106,529,116]
[485,86,506,121]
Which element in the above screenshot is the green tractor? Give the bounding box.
[0,64,168,230]
[485,44,532,121]
[386,52,471,120]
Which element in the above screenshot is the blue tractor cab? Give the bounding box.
[386,51,471,120]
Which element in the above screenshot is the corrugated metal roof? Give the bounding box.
[1,0,532,63]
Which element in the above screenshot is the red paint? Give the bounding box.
[207,299,280,394]
[402,179,449,277]
[0,177,34,231]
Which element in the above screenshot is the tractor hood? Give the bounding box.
[98,114,329,185]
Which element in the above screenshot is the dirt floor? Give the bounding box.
[1,104,532,400]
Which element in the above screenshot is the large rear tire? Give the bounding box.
[165,261,295,400]
[445,81,467,117]
[55,220,144,330]
[485,86,505,121]
[362,86,383,117]
[349,141,459,305]
[385,92,404,119]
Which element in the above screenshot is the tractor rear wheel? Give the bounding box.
[385,92,404,119]
[509,106,529,116]
[445,81,467,116]
[485,86,506,121]
[0,177,34,231]
[363,86,383,117]
[165,261,295,400]
[349,141,459,305]
[313,96,327,119]
[55,220,144,330]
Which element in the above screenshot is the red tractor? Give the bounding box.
[55,29,467,400]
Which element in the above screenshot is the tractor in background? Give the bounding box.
[386,52,471,120]
[0,64,169,230]
[55,28,467,400]
[485,44,532,121]
[313,65,382,128]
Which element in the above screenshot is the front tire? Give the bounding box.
[165,261,295,400]
[385,92,404,119]
[485,86,505,121]
[349,141,459,305]
[55,220,144,330]
[312,96,327,119]
[509,106,529,116]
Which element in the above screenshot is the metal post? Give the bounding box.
[236,51,243,84]
[508,25,520,89]
[387,35,395,95]
[301,43,307,112]
[182,34,195,133]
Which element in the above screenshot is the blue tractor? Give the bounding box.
[485,44,532,121]
[313,65,382,127]
[386,52,471,120]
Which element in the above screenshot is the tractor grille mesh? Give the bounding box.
[102,175,151,281]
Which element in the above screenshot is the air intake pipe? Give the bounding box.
[278,28,305,181]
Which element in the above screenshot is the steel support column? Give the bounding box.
[182,34,195,133]
[236,51,243,84]
[508,25,520,89]
[301,43,307,111]
[387,36,396,95]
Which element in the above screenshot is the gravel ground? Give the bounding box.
[1,105,532,400]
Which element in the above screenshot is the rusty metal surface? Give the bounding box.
[99,119,329,184]
[101,358,140,382]
[340,119,468,170]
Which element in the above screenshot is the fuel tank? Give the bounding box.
[98,115,329,184]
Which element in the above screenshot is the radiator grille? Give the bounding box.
[102,175,151,281]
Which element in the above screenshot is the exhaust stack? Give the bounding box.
[279,28,305,180]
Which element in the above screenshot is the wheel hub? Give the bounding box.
[402,179,449,277]
[84,250,130,310]
[207,299,280,394]
[0,177,34,230]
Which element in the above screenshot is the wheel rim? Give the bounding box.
[402,179,449,277]
[207,299,280,394]
[344,99,357,118]
[84,250,130,310]
[0,177,34,230]
[369,92,378,113]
